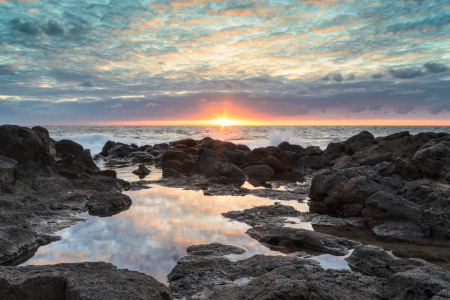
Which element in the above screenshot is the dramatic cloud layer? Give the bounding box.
[0,0,449,124]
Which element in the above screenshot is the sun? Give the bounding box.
[209,117,247,126]
[217,118,233,126]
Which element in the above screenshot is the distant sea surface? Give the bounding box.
[46,125,450,154]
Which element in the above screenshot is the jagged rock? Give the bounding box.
[242,165,274,184]
[298,155,323,169]
[218,163,246,186]
[333,155,359,170]
[87,192,132,217]
[395,157,421,180]
[345,245,450,299]
[196,148,228,178]
[169,246,385,300]
[186,243,246,256]
[0,262,172,300]
[304,146,322,156]
[309,166,450,239]
[132,163,151,179]
[259,155,284,172]
[0,125,55,166]
[246,225,361,255]
[277,141,304,153]
[223,203,301,227]
[413,140,450,180]
[0,155,17,191]
[353,145,392,166]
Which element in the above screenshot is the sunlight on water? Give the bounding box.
[46,125,450,154]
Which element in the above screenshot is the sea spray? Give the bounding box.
[269,127,301,146]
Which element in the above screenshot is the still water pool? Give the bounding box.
[22,166,349,284]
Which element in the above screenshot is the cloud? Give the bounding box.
[390,89,426,95]
[346,73,356,81]
[110,103,123,109]
[371,73,384,79]
[81,80,93,87]
[423,62,448,73]
[10,18,40,36]
[43,21,64,36]
[322,72,343,82]
[395,105,415,114]
[389,68,423,79]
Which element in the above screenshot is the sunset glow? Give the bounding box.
[1,0,449,125]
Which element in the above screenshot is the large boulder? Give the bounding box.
[0,262,172,300]
[346,245,450,300]
[196,148,228,178]
[413,140,450,180]
[309,166,450,238]
[241,165,274,185]
[0,125,55,166]
[87,192,132,217]
[218,163,246,186]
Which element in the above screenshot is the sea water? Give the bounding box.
[45,125,450,155]
[22,125,450,283]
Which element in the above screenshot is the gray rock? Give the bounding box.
[333,155,359,170]
[297,155,323,169]
[87,192,132,217]
[0,262,172,300]
[169,246,385,300]
[132,163,151,178]
[242,165,274,184]
[223,203,301,227]
[0,155,17,191]
[346,245,450,300]
[219,163,247,186]
[246,225,361,255]
[186,243,246,256]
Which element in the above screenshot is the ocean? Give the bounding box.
[45,125,450,154]
[22,125,450,284]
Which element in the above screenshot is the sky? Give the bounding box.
[0,0,449,125]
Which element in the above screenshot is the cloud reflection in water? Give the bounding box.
[23,167,308,283]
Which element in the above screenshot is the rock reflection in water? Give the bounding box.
[22,167,307,284]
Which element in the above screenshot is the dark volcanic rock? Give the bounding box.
[186,243,246,256]
[169,245,384,300]
[0,262,172,300]
[218,163,247,185]
[309,166,450,239]
[223,203,301,227]
[87,192,132,217]
[246,225,360,255]
[0,155,17,191]
[133,163,151,178]
[0,125,55,166]
[169,243,450,300]
[242,165,274,184]
[346,245,450,299]
[0,125,136,265]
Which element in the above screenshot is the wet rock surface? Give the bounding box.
[0,125,136,265]
[169,242,449,300]
[2,125,450,299]
[0,262,172,300]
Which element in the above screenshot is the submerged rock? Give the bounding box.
[0,262,172,300]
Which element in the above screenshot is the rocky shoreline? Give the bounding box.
[1,124,449,299]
